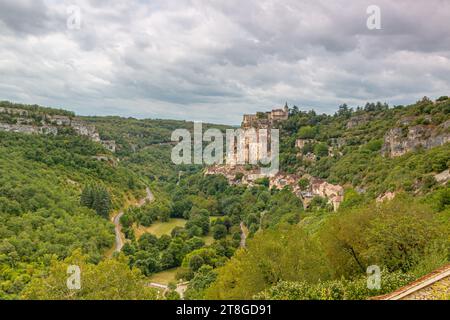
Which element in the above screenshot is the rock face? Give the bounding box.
[0,107,116,152]
[346,114,370,129]
[70,119,101,142]
[295,139,315,149]
[0,107,29,116]
[381,120,450,157]
[101,140,117,152]
[376,191,396,203]
[434,170,450,184]
[0,123,58,135]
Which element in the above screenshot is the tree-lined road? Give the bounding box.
[113,187,154,253]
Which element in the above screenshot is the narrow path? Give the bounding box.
[112,187,154,253]
[148,281,189,299]
[113,210,125,252]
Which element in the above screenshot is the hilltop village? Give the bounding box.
[206,104,345,211]
[207,98,450,212]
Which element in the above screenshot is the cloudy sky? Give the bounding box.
[1,0,449,124]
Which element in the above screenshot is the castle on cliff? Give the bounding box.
[227,104,289,166]
[242,103,289,129]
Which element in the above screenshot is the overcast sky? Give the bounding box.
[1,0,449,124]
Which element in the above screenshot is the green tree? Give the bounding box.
[298,126,316,139]
[313,143,329,158]
[298,178,309,191]
[21,251,158,300]
[212,224,228,240]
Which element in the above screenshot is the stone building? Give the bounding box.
[310,178,344,211]
[373,264,450,300]
[228,105,288,167]
[242,104,289,129]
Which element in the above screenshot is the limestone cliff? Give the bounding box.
[381,120,450,157]
[0,107,116,152]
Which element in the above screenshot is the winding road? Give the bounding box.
[112,187,154,253]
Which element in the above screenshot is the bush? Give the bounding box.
[255,270,416,300]
[254,177,270,187]
[298,126,316,139]
[212,224,228,240]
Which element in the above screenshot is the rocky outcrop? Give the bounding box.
[346,114,370,129]
[382,120,450,157]
[70,119,101,142]
[434,170,450,185]
[295,139,315,149]
[101,140,117,152]
[0,108,116,152]
[0,123,58,135]
[376,191,396,203]
[0,107,29,116]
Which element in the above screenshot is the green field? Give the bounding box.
[148,267,181,285]
[134,218,187,238]
[134,217,220,244]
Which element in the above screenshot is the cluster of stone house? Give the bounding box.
[205,165,344,211]
[205,104,345,211]
[0,107,116,152]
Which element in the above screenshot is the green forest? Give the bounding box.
[0,98,449,300]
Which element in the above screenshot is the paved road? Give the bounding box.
[113,187,154,253]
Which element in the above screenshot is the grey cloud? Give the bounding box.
[0,0,66,36]
[0,0,449,125]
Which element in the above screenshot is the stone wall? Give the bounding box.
[401,276,450,300]
[241,106,288,129]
